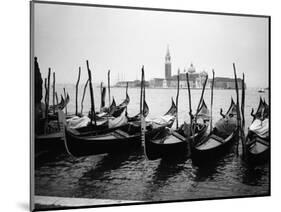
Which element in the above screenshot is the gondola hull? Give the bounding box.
[192,128,239,163]
[145,130,188,160]
[246,146,269,164]
[246,133,269,164]
[65,130,140,156]
[145,123,208,160]
[64,124,166,157]
[35,132,65,153]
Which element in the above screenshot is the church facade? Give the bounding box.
[149,47,209,88]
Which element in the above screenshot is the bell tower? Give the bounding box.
[165,46,171,79]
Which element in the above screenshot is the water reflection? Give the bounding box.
[35,147,269,200]
[239,160,269,186]
[150,159,186,190]
[81,152,133,180]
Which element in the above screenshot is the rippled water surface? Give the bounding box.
[35,87,269,202]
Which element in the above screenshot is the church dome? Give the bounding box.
[188,63,196,73]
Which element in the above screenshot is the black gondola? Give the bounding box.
[108,94,130,117]
[62,99,176,157]
[165,97,177,116]
[246,98,269,164]
[192,99,239,163]
[250,97,265,121]
[245,131,269,164]
[127,99,149,122]
[98,94,130,118]
[69,95,130,133]
[48,94,70,113]
[181,99,210,147]
[64,122,165,157]
[47,94,71,120]
[117,93,130,109]
[72,107,128,135]
[144,99,210,160]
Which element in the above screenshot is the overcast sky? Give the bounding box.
[34,3,269,88]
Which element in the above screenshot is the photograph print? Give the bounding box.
[31,1,270,211]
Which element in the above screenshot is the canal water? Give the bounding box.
[35,86,269,202]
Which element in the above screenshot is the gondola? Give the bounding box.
[117,93,130,109]
[107,94,130,117]
[192,98,239,162]
[127,99,149,122]
[48,94,70,113]
[67,94,130,132]
[262,99,269,119]
[99,97,117,115]
[145,98,177,128]
[219,98,237,118]
[98,94,130,118]
[250,97,265,121]
[62,99,176,157]
[69,106,128,134]
[144,99,209,160]
[165,97,177,116]
[245,131,269,164]
[246,98,269,163]
[64,121,165,156]
[47,94,71,120]
[182,99,210,147]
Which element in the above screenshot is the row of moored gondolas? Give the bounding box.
[52,62,269,165]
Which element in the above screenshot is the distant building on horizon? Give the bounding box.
[211,77,245,89]
[115,79,149,88]
[116,46,246,89]
[150,46,209,88]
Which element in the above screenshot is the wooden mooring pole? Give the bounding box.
[55,92,58,105]
[100,82,103,110]
[75,67,81,116]
[86,60,97,125]
[80,80,89,115]
[140,66,148,159]
[125,81,129,115]
[233,63,244,156]
[52,72,56,115]
[176,69,180,129]
[43,78,48,133]
[44,78,48,119]
[143,69,146,116]
[140,68,143,121]
[186,73,193,156]
[108,70,111,107]
[210,70,215,132]
[241,73,246,157]
[44,68,51,133]
[46,68,51,117]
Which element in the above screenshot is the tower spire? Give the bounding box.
[165,44,171,63]
[165,45,172,79]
